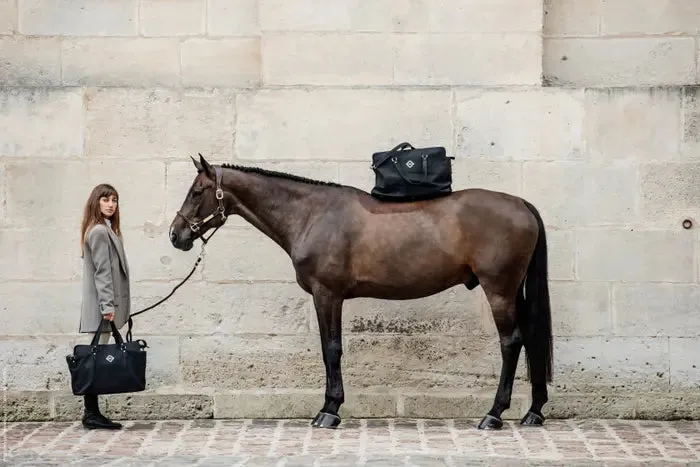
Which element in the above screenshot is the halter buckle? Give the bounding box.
[216,188,224,200]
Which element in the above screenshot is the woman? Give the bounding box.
[79,183,131,430]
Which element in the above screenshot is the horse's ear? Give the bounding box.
[191,155,203,173]
[198,153,214,178]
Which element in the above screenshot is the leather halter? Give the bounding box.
[175,165,228,245]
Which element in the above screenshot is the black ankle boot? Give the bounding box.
[82,394,122,430]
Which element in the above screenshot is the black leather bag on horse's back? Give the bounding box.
[370,142,454,201]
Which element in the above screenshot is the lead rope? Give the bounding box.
[125,224,222,342]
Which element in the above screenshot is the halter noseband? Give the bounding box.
[176,165,228,244]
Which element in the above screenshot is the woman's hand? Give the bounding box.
[103,312,114,321]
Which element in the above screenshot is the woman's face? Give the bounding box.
[99,194,118,219]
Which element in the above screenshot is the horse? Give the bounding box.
[168,154,553,430]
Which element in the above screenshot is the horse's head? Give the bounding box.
[169,153,228,251]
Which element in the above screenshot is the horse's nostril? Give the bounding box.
[170,231,178,243]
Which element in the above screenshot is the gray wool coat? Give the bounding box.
[79,222,131,333]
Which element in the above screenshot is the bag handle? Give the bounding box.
[372,142,415,169]
[90,319,126,350]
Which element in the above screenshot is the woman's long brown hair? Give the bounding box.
[80,183,122,257]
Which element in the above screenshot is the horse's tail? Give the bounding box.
[520,200,553,383]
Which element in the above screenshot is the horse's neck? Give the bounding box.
[225,170,315,253]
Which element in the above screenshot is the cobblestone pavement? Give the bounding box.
[3,418,700,466]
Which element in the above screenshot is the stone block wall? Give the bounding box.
[1,0,699,422]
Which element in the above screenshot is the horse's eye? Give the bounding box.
[192,188,203,197]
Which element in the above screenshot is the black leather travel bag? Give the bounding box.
[66,319,148,395]
[370,142,454,201]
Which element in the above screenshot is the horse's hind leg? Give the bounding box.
[478,285,523,430]
[310,284,345,429]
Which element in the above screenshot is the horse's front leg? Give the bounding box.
[310,285,344,429]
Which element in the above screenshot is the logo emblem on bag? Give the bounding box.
[405,161,415,168]
[105,354,114,363]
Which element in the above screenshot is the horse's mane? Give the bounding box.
[220,163,344,188]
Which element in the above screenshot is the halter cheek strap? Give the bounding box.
[176,166,228,245]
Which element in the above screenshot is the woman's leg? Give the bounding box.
[82,329,122,430]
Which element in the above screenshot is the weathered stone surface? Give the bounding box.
[201,226,297,282]
[455,89,585,161]
[336,162,384,194]
[19,0,138,36]
[394,34,541,85]
[543,0,600,36]
[263,33,393,86]
[639,163,700,229]
[0,37,61,85]
[53,393,214,420]
[140,0,204,36]
[0,336,75,391]
[180,334,325,389]
[0,229,82,281]
[522,162,637,228]
[0,282,80,335]
[215,390,319,418]
[5,160,166,229]
[400,391,528,419]
[0,161,5,224]
[235,89,452,161]
[141,337,181,389]
[586,87,682,163]
[181,38,261,87]
[601,0,700,35]
[632,393,700,420]
[551,282,611,336]
[547,231,575,281]
[208,0,259,36]
[124,228,204,283]
[130,282,311,335]
[576,230,694,283]
[343,334,527,390]
[681,86,700,159]
[4,161,85,228]
[553,337,670,392]
[392,0,543,33]
[0,88,83,158]
[613,284,700,337]
[0,0,15,34]
[214,390,395,418]
[544,392,638,419]
[544,38,696,86]
[62,38,180,86]
[0,392,51,421]
[670,338,700,389]
[85,88,236,160]
[259,0,542,33]
[341,392,397,418]
[451,160,522,194]
[343,287,490,337]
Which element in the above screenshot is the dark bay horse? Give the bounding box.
[169,154,553,430]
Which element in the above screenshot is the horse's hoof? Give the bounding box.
[311,412,341,429]
[477,414,503,430]
[520,410,545,426]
